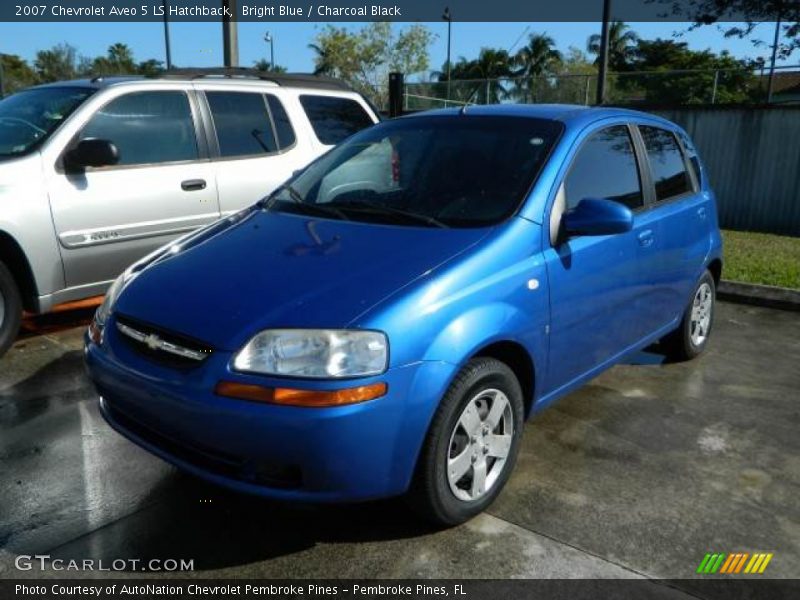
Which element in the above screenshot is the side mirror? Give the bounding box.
[65,138,119,170]
[563,198,633,237]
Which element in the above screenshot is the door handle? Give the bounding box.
[181,179,206,192]
[637,229,654,247]
[697,206,707,220]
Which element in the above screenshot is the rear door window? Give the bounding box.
[266,94,296,149]
[299,95,374,145]
[564,125,644,211]
[640,126,693,201]
[206,91,278,158]
[80,91,198,166]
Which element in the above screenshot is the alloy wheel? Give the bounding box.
[446,388,514,502]
[690,282,713,346]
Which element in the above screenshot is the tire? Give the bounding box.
[663,270,716,361]
[407,357,524,526]
[0,260,23,359]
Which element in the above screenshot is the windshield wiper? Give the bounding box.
[335,200,449,228]
[262,184,350,221]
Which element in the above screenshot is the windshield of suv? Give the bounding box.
[266,115,562,228]
[0,87,94,159]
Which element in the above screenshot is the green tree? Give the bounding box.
[587,21,639,71]
[659,0,798,60]
[91,43,137,76]
[0,53,38,94]
[253,59,287,73]
[137,59,165,78]
[512,33,563,102]
[309,22,435,107]
[437,48,514,104]
[623,39,759,104]
[34,43,82,82]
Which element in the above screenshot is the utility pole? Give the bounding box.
[162,0,172,69]
[0,54,5,98]
[442,7,452,106]
[222,0,239,67]
[596,0,611,105]
[766,12,782,103]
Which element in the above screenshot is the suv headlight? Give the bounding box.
[232,329,388,378]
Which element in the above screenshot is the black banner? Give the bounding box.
[1,0,792,23]
[4,579,800,600]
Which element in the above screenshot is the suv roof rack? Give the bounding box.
[159,67,352,91]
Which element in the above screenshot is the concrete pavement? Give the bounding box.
[0,302,798,583]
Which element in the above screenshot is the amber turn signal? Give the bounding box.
[214,381,387,407]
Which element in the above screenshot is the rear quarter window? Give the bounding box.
[299,95,374,145]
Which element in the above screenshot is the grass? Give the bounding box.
[722,229,800,289]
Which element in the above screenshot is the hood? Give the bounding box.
[115,209,489,351]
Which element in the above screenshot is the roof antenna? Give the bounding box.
[459,104,468,115]
[90,75,104,83]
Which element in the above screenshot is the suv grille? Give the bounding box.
[115,314,213,368]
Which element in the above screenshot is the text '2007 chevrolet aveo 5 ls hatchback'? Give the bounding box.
[85,105,722,525]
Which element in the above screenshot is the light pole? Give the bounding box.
[442,7,452,105]
[264,32,275,71]
[766,13,783,103]
[162,0,172,69]
[0,54,5,98]
[596,0,611,105]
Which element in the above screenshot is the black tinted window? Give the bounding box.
[1,87,93,158]
[81,92,197,166]
[299,95,373,145]
[677,129,701,186]
[565,125,643,210]
[640,126,692,201]
[271,116,562,228]
[207,92,277,157]
[266,94,296,149]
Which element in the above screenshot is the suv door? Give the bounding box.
[634,124,709,328]
[45,89,220,289]
[543,123,650,393]
[199,88,310,215]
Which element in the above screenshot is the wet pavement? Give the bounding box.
[0,302,798,583]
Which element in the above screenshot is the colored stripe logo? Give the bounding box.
[696,552,773,574]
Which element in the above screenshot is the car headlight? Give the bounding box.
[232,329,388,378]
[88,269,137,344]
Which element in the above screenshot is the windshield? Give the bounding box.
[0,87,94,158]
[267,115,562,228]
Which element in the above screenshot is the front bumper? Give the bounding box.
[84,323,456,502]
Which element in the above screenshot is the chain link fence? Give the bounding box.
[404,65,800,110]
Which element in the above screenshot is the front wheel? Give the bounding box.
[0,260,23,359]
[664,270,716,361]
[407,357,524,526]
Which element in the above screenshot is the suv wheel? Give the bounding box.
[0,261,23,359]
[664,270,716,361]
[407,357,524,526]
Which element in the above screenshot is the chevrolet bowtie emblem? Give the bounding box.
[144,333,162,351]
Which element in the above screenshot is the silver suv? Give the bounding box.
[0,69,379,357]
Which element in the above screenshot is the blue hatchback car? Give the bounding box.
[85,105,722,525]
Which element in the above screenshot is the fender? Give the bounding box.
[0,152,66,310]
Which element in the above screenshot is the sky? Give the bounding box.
[0,21,792,77]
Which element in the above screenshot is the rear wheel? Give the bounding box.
[407,357,524,526]
[664,270,716,361]
[0,260,23,359]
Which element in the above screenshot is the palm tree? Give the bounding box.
[513,33,562,102]
[587,21,638,71]
[456,48,514,104]
[514,34,562,78]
